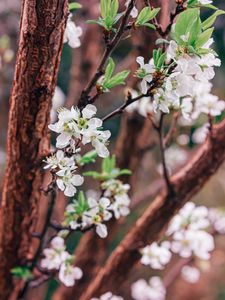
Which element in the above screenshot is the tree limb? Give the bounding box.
[79,118,225,299]
[0,1,68,299]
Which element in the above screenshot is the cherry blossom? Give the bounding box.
[64,14,82,48]
[136,57,155,94]
[171,229,214,260]
[49,105,111,158]
[125,0,138,18]
[91,292,124,300]
[181,266,200,284]
[131,277,166,300]
[56,169,84,197]
[58,263,83,287]
[102,179,131,219]
[140,241,171,270]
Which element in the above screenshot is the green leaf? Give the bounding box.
[136,7,160,27]
[78,150,97,166]
[105,58,115,82]
[87,19,105,27]
[11,267,33,280]
[118,169,132,176]
[202,10,225,30]
[143,23,156,30]
[174,8,201,46]
[100,0,108,18]
[69,2,82,11]
[203,4,218,10]
[105,70,130,89]
[195,27,214,49]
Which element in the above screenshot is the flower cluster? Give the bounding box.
[166,202,214,260]
[101,179,131,219]
[132,201,225,299]
[44,150,84,197]
[131,277,166,300]
[40,237,82,287]
[64,179,131,238]
[64,14,82,48]
[46,104,111,197]
[49,105,111,158]
[91,292,124,300]
[128,8,225,124]
[65,196,112,238]
[140,241,171,270]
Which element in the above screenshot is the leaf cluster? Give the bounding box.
[98,58,130,92]
[84,155,131,181]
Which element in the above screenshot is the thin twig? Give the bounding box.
[156,113,174,195]
[79,0,136,107]
[164,112,179,148]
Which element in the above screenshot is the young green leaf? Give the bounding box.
[11,267,33,280]
[135,7,160,28]
[195,27,214,49]
[100,58,130,92]
[174,8,202,46]
[78,150,97,166]
[69,2,82,11]
[202,10,225,31]
[105,70,130,89]
[104,58,115,83]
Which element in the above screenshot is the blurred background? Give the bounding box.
[1,0,225,299]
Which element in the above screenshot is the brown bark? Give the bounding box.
[80,119,225,299]
[0,1,68,299]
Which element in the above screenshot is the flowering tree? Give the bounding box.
[1,0,225,299]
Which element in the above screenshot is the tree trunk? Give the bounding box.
[0,1,68,299]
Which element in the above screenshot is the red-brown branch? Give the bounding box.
[79,118,225,299]
[0,1,68,299]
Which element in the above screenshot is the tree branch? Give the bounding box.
[79,0,136,107]
[0,1,68,298]
[79,118,225,299]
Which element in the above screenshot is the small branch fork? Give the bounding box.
[79,0,137,108]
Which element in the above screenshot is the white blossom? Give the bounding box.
[181,266,200,284]
[102,179,131,219]
[41,237,69,270]
[199,0,212,4]
[166,202,210,236]
[209,208,225,234]
[140,241,171,270]
[59,263,83,287]
[125,0,138,18]
[56,169,84,197]
[49,104,111,158]
[64,14,82,48]
[158,145,187,175]
[131,277,166,300]
[171,229,214,260]
[44,150,76,171]
[83,197,112,238]
[51,87,66,122]
[136,57,155,94]
[91,291,123,300]
[192,124,209,144]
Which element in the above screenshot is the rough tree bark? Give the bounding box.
[80,119,225,299]
[0,1,68,299]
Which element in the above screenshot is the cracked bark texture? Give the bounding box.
[0,1,68,299]
[80,119,225,299]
